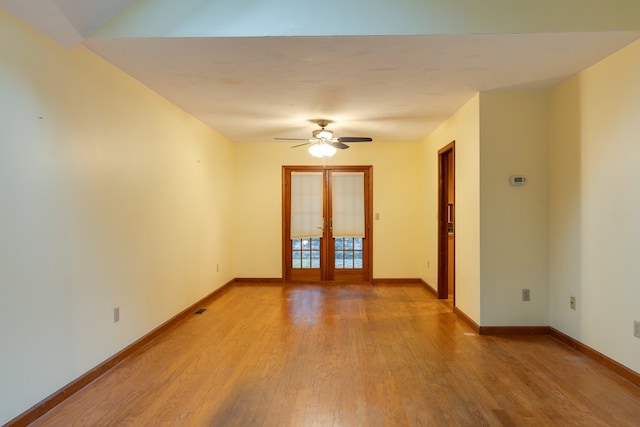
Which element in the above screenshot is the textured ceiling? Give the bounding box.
[2,1,640,143]
[84,33,640,143]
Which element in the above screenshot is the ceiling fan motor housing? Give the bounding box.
[313,119,332,128]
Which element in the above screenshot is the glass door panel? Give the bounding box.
[291,237,321,269]
[329,171,367,281]
[334,237,363,269]
[286,170,325,281]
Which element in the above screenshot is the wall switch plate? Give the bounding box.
[113,307,120,323]
[522,289,530,301]
[634,321,640,339]
[570,296,576,310]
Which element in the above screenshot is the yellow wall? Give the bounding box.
[234,141,424,279]
[421,95,481,322]
[549,39,640,373]
[422,91,550,327]
[0,10,236,424]
[479,91,550,326]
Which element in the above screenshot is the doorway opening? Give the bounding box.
[282,165,373,282]
[438,142,455,304]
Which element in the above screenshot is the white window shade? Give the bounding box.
[332,172,365,238]
[290,172,324,239]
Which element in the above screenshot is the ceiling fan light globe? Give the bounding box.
[308,143,336,158]
[308,144,325,158]
[313,129,334,140]
[323,144,337,157]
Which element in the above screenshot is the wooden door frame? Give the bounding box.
[282,165,373,282]
[438,142,455,301]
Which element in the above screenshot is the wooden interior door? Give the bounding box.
[283,166,372,282]
[438,142,455,302]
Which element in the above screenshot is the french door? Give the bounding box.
[283,165,372,282]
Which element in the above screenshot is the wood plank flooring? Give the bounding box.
[30,283,640,426]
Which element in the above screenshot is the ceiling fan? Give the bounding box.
[275,119,372,157]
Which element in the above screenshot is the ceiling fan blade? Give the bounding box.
[337,137,373,143]
[275,137,309,141]
[290,142,312,148]
[330,141,349,150]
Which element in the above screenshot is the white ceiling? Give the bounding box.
[2,0,640,143]
[83,33,640,143]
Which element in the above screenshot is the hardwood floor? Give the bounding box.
[30,283,640,426]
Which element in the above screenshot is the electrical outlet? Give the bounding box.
[522,289,530,301]
[634,321,640,339]
[113,307,120,323]
[570,296,576,310]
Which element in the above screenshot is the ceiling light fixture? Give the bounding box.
[312,128,334,140]
[308,142,336,158]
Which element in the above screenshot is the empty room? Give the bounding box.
[2,1,640,425]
